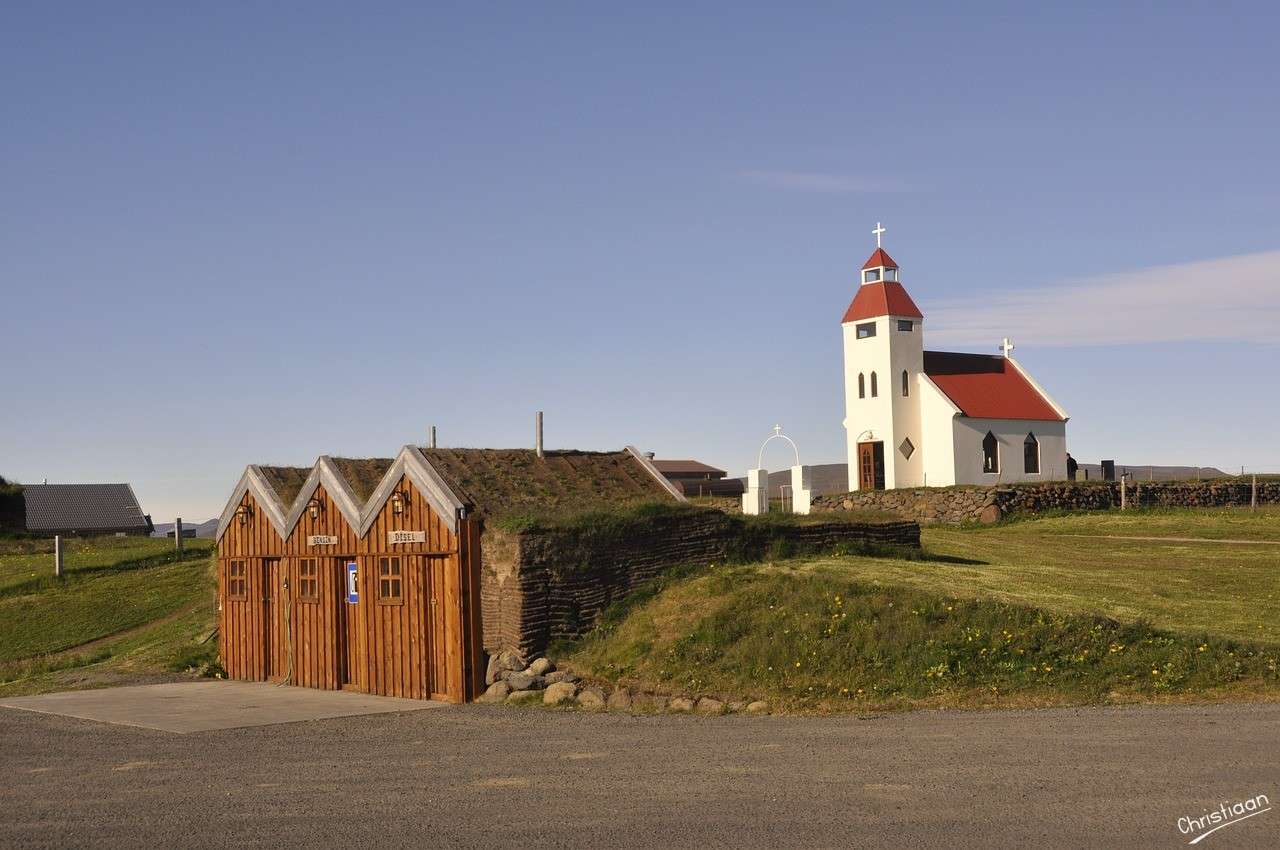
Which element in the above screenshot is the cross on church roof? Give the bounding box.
[1000,337,1015,358]
[872,222,886,248]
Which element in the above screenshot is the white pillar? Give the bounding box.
[175,517,184,553]
[54,535,64,578]
[742,469,769,515]
[790,465,812,515]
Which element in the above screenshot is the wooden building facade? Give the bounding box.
[215,445,682,702]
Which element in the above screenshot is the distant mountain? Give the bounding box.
[151,518,218,538]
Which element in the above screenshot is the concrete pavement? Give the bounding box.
[0,681,443,732]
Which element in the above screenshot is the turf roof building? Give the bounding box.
[214,445,681,702]
[842,228,1069,490]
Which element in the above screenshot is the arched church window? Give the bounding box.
[982,431,999,474]
[870,372,878,397]
[1024,432,1040,474]
[902,370,909,397]
[858,373,865,399]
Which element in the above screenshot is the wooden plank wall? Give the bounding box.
[216,475,485,702]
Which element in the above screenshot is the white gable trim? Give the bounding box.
[355,446,466,537]
[626,446,688,502]
[1006,356,1070,421]
[215,466,290,543]
[280,458,366,537]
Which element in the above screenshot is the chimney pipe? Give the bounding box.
[428,425,437,449]
[535,411,544,458]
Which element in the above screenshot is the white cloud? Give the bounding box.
[924,249,1280,348]
[739,170,911,194]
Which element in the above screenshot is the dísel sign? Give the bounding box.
[346,562,358,604]
[387,530,426,545]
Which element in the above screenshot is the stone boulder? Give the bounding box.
[505,672,544,691]
[477,681,511,703]
[606,688,632,712]
[576,687,606,710]
[526,657,555,676]
[505,689,542,704]
[543,681,578,706]
[695,697,725,716]
[745,700,770,715]
[545,670,578,685]
[668,697,695,713]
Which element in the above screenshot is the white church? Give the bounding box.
[842,227,1068,491]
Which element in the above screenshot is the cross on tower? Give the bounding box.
[1000,337,1015,358]
[872,222,886,248]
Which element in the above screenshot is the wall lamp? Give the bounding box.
[306,496,322,520]
[391,490,408,515]
[235,504,253,526]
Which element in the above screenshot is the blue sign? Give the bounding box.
[346,562,359,604]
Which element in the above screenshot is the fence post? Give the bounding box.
[1252,474,1258,510]
[1119,476,1127,510]
[54,535,64,578]
[175,517,184,554]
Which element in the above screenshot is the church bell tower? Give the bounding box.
[840,224,925,491]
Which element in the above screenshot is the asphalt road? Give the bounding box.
[2,701,1278,848]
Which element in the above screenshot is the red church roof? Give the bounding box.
[862,248,898,270]
[923,351,1065,421]
[841,281,923,323]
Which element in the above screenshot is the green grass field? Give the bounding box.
[564,506,1280,712]
[0,536,218,696]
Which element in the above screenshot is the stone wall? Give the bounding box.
[812,479,1280,525]
[479,507,920,660]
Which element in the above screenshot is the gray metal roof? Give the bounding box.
[23,483,148,533]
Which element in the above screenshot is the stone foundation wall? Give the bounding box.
[813,479,1280,525]
[479,508,920,659]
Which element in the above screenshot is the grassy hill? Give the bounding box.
[562,506,1280,712]
[0,536,218,696]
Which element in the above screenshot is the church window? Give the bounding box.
[858,373,865,399]
[982,432,999,474]
[897,320,913,331]
[863,269,881,283]
[870,372,878,397]
[884,268,898,281]
[1024,432,1040,474]
[899,437,914,460]
[902,370,909,397]
[856,322,876,339]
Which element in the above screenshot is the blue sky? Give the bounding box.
[2,2,1278,521]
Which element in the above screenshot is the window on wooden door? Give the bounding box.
[297,558,319,602]
[228,560,247,599]
[378,556,403,603]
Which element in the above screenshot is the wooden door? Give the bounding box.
[263,559,284,681]
[858,442,876,491]
[427,556,449,699]
[338,559,362,691]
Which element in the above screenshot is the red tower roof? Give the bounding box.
[842,281,923,323]
[862,248,898,270]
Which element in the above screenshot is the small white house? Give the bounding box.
[841,240,1068,491]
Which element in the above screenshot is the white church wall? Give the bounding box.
[917,374,960,487]
[951,417,1068,485]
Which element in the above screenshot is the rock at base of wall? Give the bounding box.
[544,670,578,685]
[527,657,555,676]
[607,688,633,711]
[668,697,695,713]
[696,697,725,715]
[543,681,578,706]
[576,687,607,710]
[505,671,544,691]
[978,504,1003,524]
[477,681,511,703]
[745,700,770,715]
[505,689,542,704]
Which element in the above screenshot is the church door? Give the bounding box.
[858,442,885,491]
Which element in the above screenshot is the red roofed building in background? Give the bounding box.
[841,224,1068,491]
